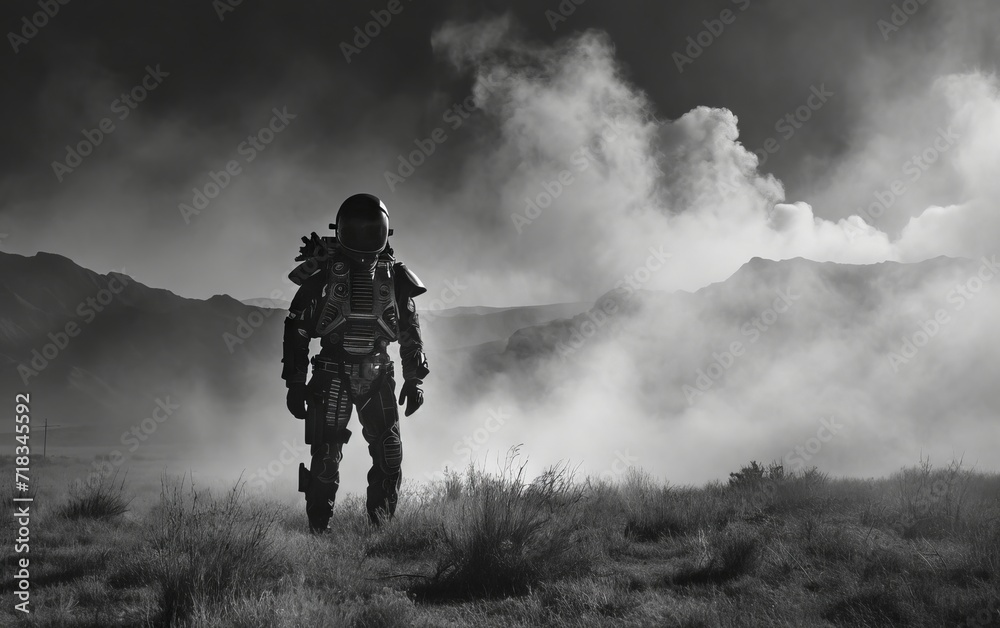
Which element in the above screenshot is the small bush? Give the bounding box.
[892,456,975,539]
[60,469,133,520]
[441,467,464,501]
[411,450,589,601]
[127,474,286,626]
[727,460,789,495]
[619,468,687,542]
[618,470,743,542]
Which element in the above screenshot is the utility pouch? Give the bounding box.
[298,462,309,493]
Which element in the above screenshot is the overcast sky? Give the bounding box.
[2,0,998,306]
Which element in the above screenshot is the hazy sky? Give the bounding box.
[2,0,999,306]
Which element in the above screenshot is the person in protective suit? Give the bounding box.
[281,193,429,532]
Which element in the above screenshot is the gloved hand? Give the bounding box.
[286,384,308,420]
[397,379,424,417]
[294,232,326,261]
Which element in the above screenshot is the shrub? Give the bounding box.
[60,469,133,520]
[411,450,589,601]
[619,468,686,542]
[892,456,975,539]
[127,474,285,626]
[728,460,785,489]
[441,467,464,501]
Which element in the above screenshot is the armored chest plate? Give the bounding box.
[315,258,398,354]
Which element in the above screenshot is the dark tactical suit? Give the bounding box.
[282,239,428,529]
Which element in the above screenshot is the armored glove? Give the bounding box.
[295,231,328,262]
[286,384,308,420]
[397,379,424,417]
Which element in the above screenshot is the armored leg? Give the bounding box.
[300,369,353,533]
[357,373,402,526]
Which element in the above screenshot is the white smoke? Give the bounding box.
[399,14,1000,485]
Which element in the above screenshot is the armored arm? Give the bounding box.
[394,261,429,381]
[281,272,324,387]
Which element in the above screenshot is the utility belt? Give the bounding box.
[311,353,392,378]
[310,354,394,402]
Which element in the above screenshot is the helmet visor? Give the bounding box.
[338,212,388,253]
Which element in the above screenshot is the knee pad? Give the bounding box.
[311,443,343,484]
[378,424,402,474]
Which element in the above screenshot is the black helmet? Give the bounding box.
[335,193,389,255]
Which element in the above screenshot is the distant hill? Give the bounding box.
[241,297,291,310]
[0,251,282,445]
[0,251,586,446]
[3,251,997,477]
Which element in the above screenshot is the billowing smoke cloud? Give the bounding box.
[425,14,1000,299]
[396,12,1000,485]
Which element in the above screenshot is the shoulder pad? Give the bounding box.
[394,261,427,297]
[288,259,327,286]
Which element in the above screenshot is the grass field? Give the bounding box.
[1,452,998,627]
